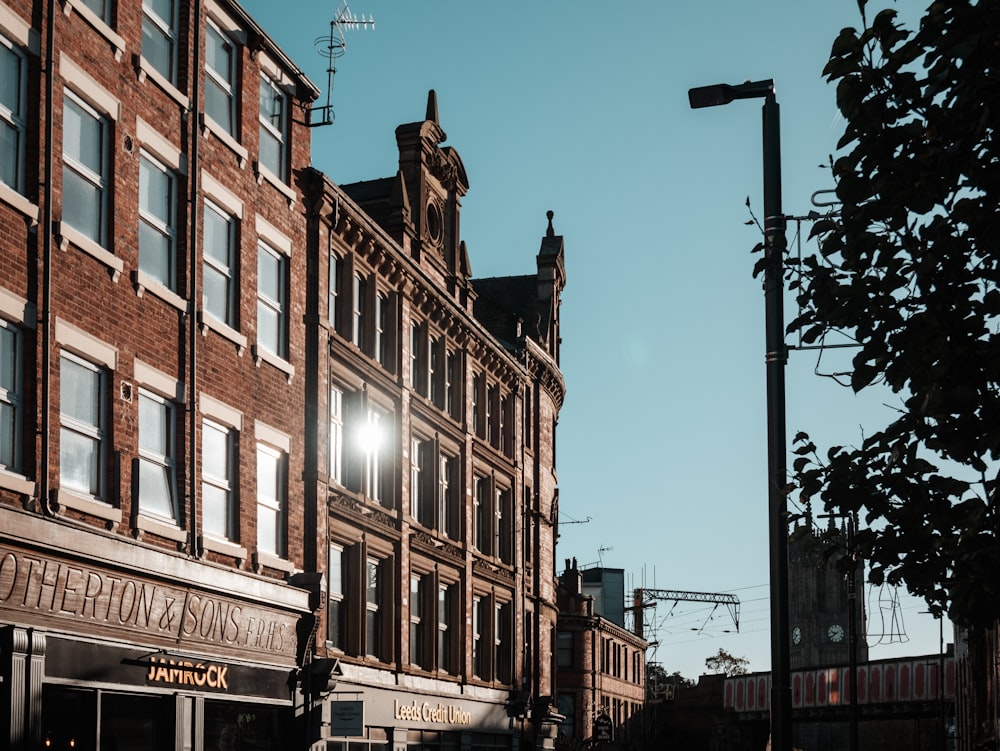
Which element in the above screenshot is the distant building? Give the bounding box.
[0,1,567,749]
[555,560,647,750]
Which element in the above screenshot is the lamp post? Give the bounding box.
[688,79,791,751]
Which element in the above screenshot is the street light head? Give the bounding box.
[688,79,775,109]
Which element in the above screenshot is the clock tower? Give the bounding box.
[788,511,868,669]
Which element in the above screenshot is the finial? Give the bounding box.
[426,89,439,125]
[546,210,555,237]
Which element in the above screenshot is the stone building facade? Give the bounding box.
[0,2,567,750]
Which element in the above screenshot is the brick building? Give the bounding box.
[0,1,567,750]
[555,561,647,750]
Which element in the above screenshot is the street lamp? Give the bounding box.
[688,79,791,751]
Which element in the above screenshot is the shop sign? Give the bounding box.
[0,546,298,661]
[145,655,229,690]
[393,699,473,726]
[593,713,613,743]
[329,701,364,736]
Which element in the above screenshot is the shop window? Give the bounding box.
[42,686,96,751]
[204,699,289,751]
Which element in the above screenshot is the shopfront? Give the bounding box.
[0,534,312,751]
[316,683,518,751]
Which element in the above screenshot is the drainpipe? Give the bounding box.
[187,0,203,556]
[40,0,57,516]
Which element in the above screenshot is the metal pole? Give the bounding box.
[762,90,792,751]
[848,515,859,751]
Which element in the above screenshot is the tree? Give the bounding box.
[704,648,749,676]
[787,0,1000,626]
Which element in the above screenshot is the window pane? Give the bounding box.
[202,484,228,537]
[139,393,167,453]
[147,0,173,21]
[60,429,99,494]
[63,98,103,174]
[80,0,109,22]
[62,170,103,242]
[0,122,17,188]
[257,305,278,353]
[259,129,280,176]
[0,325,14,390]
[203,208,231,265]
[61,358,99,425]
[205,26,231,81]
[141,16,173,81]
[0,402,13,468]
[202,423,229,478]
[139,459,174,517]
[139,222,172,286]
[205,78,232,133]
[257,247,281,301]
[139,157,171,222]
[257,506,277,553]
[0,45,21,113]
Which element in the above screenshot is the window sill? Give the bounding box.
[0,183,40,225]
[135,512,188,543]
[133,270,188,313]
[134,54,189,109]
[200,114,248,169]
[0,468,36,497]
[200,534,247,561]
[61,0,126,62]
[252,550,297,574]
[56,221,123,282]
[252,344,294,383]
[57,488,120,523]
[199,311,247,354]
[254,162,295,206]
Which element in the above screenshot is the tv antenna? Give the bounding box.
[310,2,374,127]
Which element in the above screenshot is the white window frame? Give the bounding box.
[201,417,235,541]
[327,542,345,650]
[255,441,286,557]
[352,272,366,350]
[473,595,484,678]
[374,291,387,367]
[438,453,456,538]
[141,0,177,85]
[366,556,382,659]
[437,582,453,673]
[256,240,287,358]
[257,74,287,180]
[0,318,22,473]
[410,574,424,667]
[202,199,237,327]
[329,385,343,484]
[62,90,109,248]
[204,20,236,137]
[0,34,27,194]
[138,150,177,292]
[137,387,178,521]
[59,351,107,499]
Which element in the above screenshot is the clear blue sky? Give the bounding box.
[241,0,948,679]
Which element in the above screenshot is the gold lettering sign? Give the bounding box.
[146,656,230,689]
[393,700,472,726]
[0,547,297,660]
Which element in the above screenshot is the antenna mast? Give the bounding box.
[310,2,374,127]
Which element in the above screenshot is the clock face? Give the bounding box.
[828,624,845,643]
[791,626,802,645]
